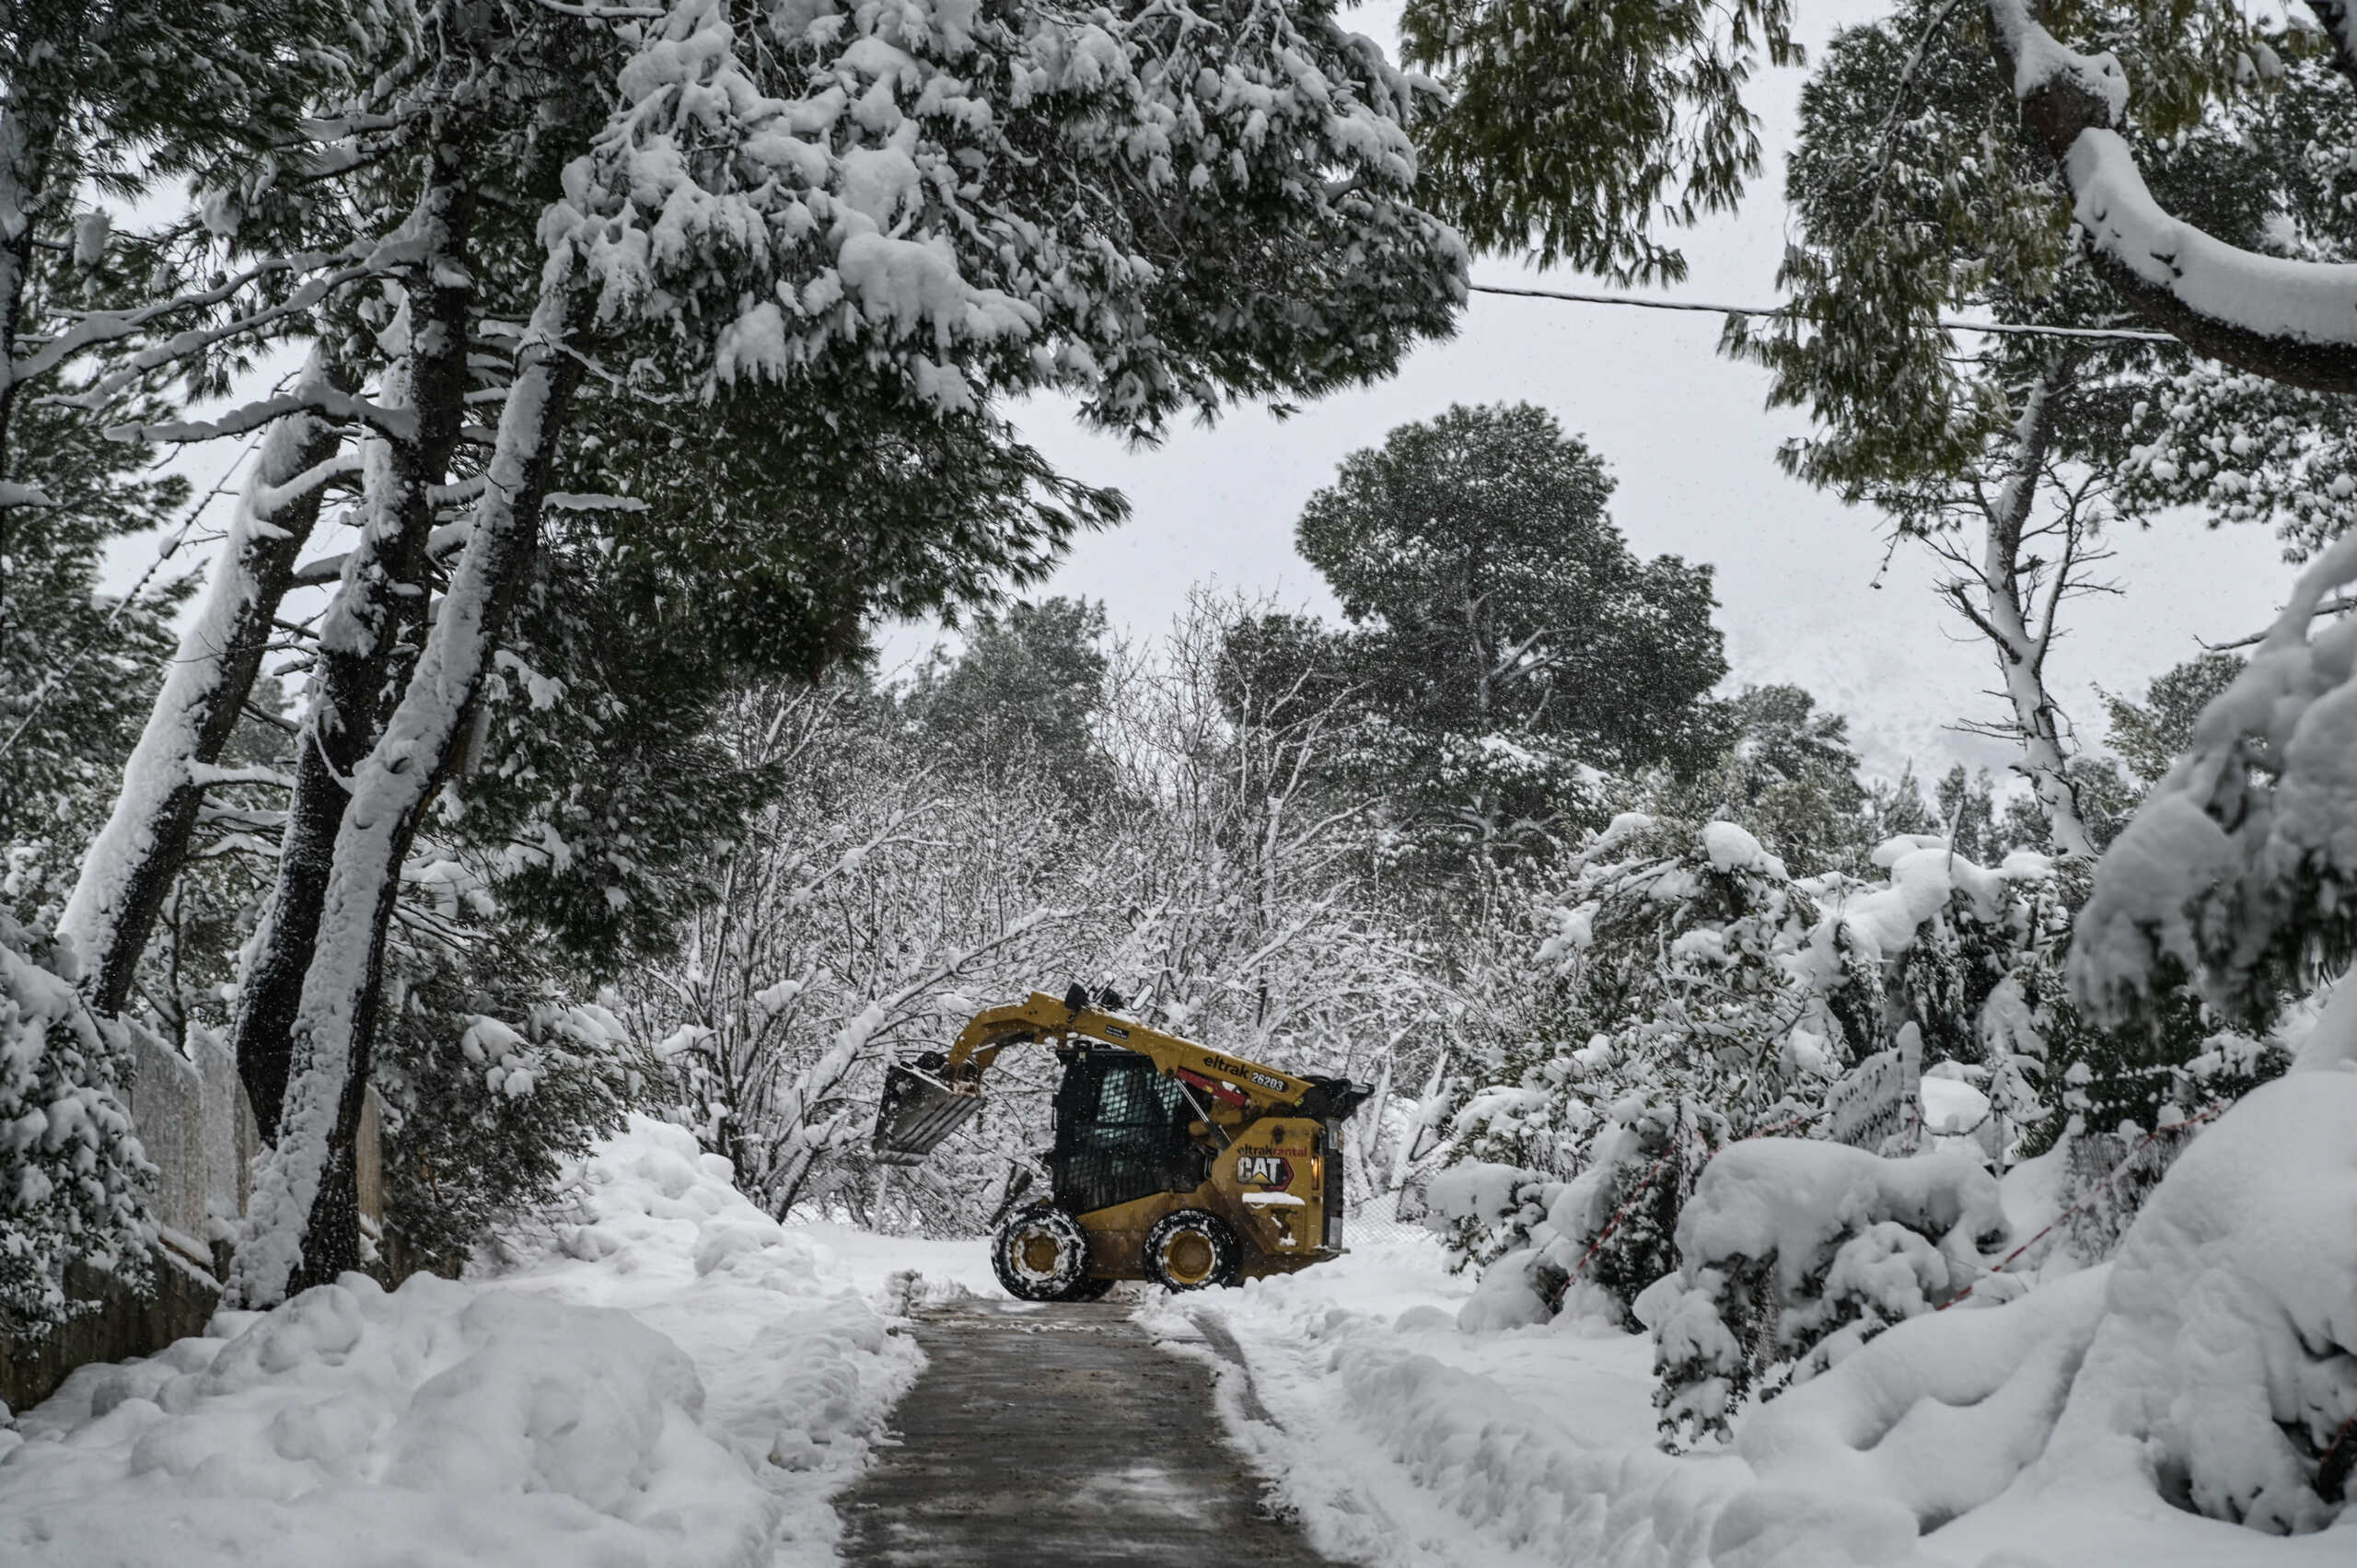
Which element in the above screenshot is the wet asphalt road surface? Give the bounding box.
[836,1296,1338,1568]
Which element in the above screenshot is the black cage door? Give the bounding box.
[1049,1052,1205,1215]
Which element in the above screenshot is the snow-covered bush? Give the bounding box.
[375,947,648,1271]
[1538,815,1850,1133]
[1424,1158,1552,1278]
[0,1114,917,1563]
[2075,538,2357,1027]
[0,911,153,1330]
[1644,1141,2006,1448]
[1438,1093,1727,1330]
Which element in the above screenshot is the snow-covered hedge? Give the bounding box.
[1731,1054,2356,1540]
[376,979,644,1267]
[1643,1141,2005,1448]
[3,1275,770,1565]
[0,911,152,1330]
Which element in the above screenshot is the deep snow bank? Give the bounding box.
[1176,1144,2356,1568]
[2015,1071,2357,1535]
[0,1114,919,1567]
[1159,1235,1922,1568]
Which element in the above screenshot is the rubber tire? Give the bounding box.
[1068,1275,1117,1302]
[993,1203,1092,1301]
[1142,1208,1241,1292]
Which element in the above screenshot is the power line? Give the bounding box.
[0,434,261,764]
[1469,282,2186,344]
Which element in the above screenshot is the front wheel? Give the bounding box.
[1143,1208,1240,1292]
[993,1203,1093,1301]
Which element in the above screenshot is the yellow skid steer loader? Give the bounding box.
[872,986,1372,1299]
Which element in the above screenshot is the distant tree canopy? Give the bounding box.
[1657,684,1870,877]
[905,598,1116,803]
[1269,402,1728,881]
[2101,651,2246,791]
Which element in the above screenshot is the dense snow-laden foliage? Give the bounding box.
[1736,1054,2357,1539]
[562,0,1464,429]
[633,594,1451,1235]
[1422,810,2279,1341]
[2031,1067,2356,1533]
[0,911,153,1329]
[1436,1092,1727,1333]
[1643,1141,2007,1448]
[204,0,1469,1305]
[374,956,649,1270]
[2076,531,2357,1025]
[1732,1265,2119,1538]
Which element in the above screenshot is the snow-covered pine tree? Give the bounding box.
[0,377,189,918]
[1285,403,1726,897]
[1648,684,1876,877]
[9,0,369,993]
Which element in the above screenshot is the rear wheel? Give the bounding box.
[1143,1209,1240,1292]
[993,1204,1093,1301]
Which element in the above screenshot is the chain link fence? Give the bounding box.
[1341,1184,1445,1254]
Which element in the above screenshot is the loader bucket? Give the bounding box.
[872,1061,984,1165]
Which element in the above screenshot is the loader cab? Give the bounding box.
[1046,1046,1213,1214]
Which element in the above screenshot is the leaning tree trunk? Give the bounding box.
[1984,372,2095,859]
[232,290,586,1306]
[61,347,351,1012]
[1948,362,2098,860]
[231,157,478,1144]
[0,98,58,675]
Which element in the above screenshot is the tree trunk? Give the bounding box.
[233,289,586,1306]
[0,99,58,678]
[1970,366,2096,860]
[232,158,478,1143]
[61,347,350,1011]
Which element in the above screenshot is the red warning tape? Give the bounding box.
[1935,1103,2226,1313]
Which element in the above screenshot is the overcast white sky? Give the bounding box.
[109,0,2303,787]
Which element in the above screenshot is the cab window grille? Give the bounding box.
[1050,1051,1202,1214]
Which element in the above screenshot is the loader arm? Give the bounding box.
[944,992,1317,1115]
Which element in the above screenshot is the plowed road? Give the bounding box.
[837,1296,1335,1567]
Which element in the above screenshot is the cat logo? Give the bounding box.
[1236,1154,1293,1188]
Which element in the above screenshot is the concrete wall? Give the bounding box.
[2,1031,386,1413]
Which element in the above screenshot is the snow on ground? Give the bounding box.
[1155,1204,2356,1568]
[783,1220,995,1303]
[0,1115,919,1568]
